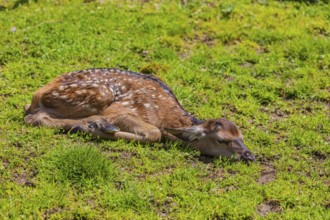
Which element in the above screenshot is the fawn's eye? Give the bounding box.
[88,122,98,130]
[217,138,227,145]
[215,121,222,127]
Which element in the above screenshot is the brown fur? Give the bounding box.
[24,68,255,160]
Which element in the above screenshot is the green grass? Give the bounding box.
[0,0,329,219]
[39,145,117,187]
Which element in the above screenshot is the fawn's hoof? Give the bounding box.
[87,120,120,134]
[101,124,120,134]
[69,126,84,134]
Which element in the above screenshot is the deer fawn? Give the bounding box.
[24,68,255,161]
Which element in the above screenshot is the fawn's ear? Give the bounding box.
[165,125,206,142]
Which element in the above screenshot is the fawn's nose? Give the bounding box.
[241,151,256,162]
[230,139,255,162]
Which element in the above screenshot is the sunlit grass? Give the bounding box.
[0,0,329,218]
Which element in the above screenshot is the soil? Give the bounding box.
[257,200,282,216]
[258,162,276,184]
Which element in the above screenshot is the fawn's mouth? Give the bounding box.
[216,138,227,145]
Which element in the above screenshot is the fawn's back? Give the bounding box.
[27,68,196,129]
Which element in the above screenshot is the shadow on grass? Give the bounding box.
[14,0,37,9]
[197,155,216,164]
[56,129,259,165]
[0,0,39,10]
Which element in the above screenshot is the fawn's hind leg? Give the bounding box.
[24,107,161,143]
[24,109,105,132]
[67,113,161,143]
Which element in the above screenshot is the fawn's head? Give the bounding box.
[165,118,255,161]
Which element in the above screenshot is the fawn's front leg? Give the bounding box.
[99,106,161,143]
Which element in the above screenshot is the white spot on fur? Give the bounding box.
[96,96,104,101]
[121,101,130,106]
[89,90,96,95]
[52,91,60,97]
[143,103,151,108]
[137,89,147,94]
[80,89,87,94]
[109,85,115,93]
[124,92,133,99]
[70,84,78,88]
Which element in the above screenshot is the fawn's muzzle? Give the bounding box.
[240,150,256,162]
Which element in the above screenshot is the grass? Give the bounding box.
[39,145,117,187]
[0,0,329,219]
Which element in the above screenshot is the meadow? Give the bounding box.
[0,0,329,219]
